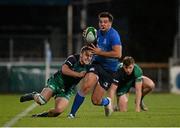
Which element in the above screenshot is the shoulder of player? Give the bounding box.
[133,64,143,76]
[109,27,119,34]
[109,28,121,42]
[134,64,142,70]
[73,54,80,60]
[65,54,80,64]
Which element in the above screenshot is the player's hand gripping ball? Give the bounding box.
[83,27,97,44]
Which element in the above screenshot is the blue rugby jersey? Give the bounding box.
[94,27,122,72]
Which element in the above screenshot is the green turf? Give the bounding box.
[0,93,180,127]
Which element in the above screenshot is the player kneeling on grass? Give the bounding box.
[108,56,155,112]
[20,46,93,117]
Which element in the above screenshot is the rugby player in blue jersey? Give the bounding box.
[68,11,122,118]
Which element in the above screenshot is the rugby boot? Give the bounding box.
[140,100,148,111]
[32,112,48,117]
[67,114,75,119]
[104,97,113,116]
[20,92,37,102]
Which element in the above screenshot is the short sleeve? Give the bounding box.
[134,64,143,82]
[64,55,77,68]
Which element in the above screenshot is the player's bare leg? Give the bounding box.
[80,72,98,95]
[20,87,53,105]
[33,97,69,117]
[91,83,106,105]
[68,73,98,118]
[118,94,129,112]
[34,88,53,104]
[141,76,155,111]
[48,97,69,116]
[92,83,113,116]
[108,84,118,111]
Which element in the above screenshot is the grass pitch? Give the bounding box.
[0,93,180,127]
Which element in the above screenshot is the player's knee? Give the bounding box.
[81,73,97,95]
[147,81,155,91]
[150,81,155,90]
[34,94,47,105]
[120,95,128,103]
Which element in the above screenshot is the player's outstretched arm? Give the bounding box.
[62,64,86,78]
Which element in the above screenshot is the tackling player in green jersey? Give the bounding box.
[20,46,93,117]
[108,56,155,112]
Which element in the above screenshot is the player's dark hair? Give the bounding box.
[80,46,91,53]
[123,56,135,66]
[98,12,113,22]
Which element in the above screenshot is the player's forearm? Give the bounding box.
[62,65,80,78]
[135,84,142,112]
[63,69,80,77]
[135,96,141,112]
[135,90,142,112]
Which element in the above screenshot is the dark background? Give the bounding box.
[0,0,178,62]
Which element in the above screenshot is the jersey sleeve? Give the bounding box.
[63,55,77,68]
[134,64,143,82]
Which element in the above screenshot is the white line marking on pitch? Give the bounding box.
[3,103,38,127]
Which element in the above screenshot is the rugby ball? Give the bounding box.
[83,26,97,44]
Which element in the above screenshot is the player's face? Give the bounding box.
[123,64,134,75]
[99,17,112,32]
[80,50,93,65]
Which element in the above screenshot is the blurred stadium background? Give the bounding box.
[0,0,179,94]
